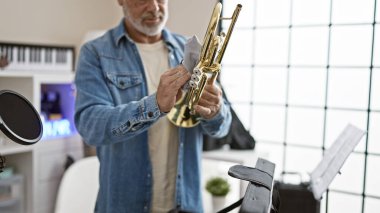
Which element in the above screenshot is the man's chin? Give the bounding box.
[143,18,161,25]
[143,22,165,31]
[140,24,165,35]
[138,27,161,36]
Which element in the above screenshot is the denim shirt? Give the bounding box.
[74,20,232,213]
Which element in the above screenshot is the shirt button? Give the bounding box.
[177,175,181,179]
[147,174,151,178]
[148,111,154,118]
[144,206,148,211]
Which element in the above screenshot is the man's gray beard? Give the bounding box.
[123,6,168,37]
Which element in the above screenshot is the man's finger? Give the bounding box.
[165,68,188,82]
[194,105,213,118]
[172,72,191,88]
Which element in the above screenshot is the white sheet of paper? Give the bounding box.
[310,124,366,200]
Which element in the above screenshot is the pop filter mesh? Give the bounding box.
[0,91,41,142]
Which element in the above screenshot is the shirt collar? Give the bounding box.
[113,18,181,51]
[113,18,129,45]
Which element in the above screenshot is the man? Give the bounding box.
[74,0,231,212]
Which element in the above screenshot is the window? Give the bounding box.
[221,0,380,212]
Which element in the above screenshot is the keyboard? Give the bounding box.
[0,42,74,72]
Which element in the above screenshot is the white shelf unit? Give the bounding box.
[0,70,84,213]
[0,175,24,213]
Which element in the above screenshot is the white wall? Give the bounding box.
[0,0,217,52]
[167,0,218,39]
[0,0,122,51]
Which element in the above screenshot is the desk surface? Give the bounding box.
[202,149,267,166]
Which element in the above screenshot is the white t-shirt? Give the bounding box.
[136,41,179,213]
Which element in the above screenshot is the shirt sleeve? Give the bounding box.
[74,43,164,147]
[199,98,232,138]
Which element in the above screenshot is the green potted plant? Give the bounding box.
[205,177,230,212]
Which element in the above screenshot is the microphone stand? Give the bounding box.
[0,154,5,173]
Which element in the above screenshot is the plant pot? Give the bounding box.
[212,196,226,212]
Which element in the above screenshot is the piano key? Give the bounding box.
[56,49,60,63]
[12,47,17,63]
[26,47,30,64]
[17,46,21,62]
[29,47,33,63]
[7,46,12,62]
[0,46,5,57]
[48,48,51,63]
[37,48,41,63]
[45,48,50,63]
[20,47,25,63]
[0,43,74,71]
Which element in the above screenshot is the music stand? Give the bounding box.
[218,158,277,213]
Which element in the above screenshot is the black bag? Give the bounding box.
[203,86,255,151]
[274,179,320,213]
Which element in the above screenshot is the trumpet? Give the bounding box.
[167,2,242,128]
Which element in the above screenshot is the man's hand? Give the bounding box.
[156,65,191,113]
[194,79,223,119]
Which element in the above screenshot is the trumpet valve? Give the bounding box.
[190,68,202,88]
[191,74,200,82]
[193,67,202,75]
[189,80,198,88]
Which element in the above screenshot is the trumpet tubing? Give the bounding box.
[167,2,242,128]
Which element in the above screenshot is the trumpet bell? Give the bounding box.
[167,93,200,127]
